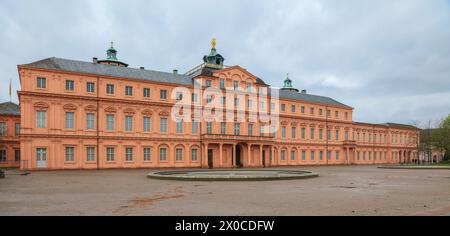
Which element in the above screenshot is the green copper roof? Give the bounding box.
[281,73,299,92]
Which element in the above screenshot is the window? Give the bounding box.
[206,122,212,134]
[125,86,133,96]
[319,129,323,140]
[87,82,95,93]
[159,148,167,161]
[160,118,167,133]
[234,123,240,135]
[302,151,306,161]
[176,120,183,133]
[192,121,198,134]
[192,93,198,103]
[176,92,183,101]
[86,147,95,162]
[65,147,74,162]
[219,79,225,89]
[221,96,226,106]
[191,149,198,161]
[311,151,315,161]
[220,122,226,135]
[125,116,133,131]
[281,127,286,138]
[327,130,331,140]
[335,111,339,119]
[234,98,239,107]
[301,106,305,114]
[0,150,6,162]
[160,90,167,100]
[310,107,314,115]
[139,148,150,162]
[106,84,114,94]
[345,131,349,141]
[281,104,286,112]
[319,151,323,161]
[15,149,20,162]
[310,128,315,139]
[319,109,323,116]
[205,80,212,88]
[65,112,74,129]
[37,77,46,88]
[86,113,95,130]
[345,112,349,120]
[301,128,306,139]
[327,110,331,118]
[106,114,115,131]
[248,124,253,136]
[281,150,286,161]
[176,148,183,161]
[206,95,213,104]
[233,81,239,90]
[143,88,151,98]
[36,148,47,162]
[143,117,151,132]
[336,151,340,160]
[363,151,366,161]
[327,151,331,161]
[106,147,115,161]
[291,150,296,161]
[66,80,75,91]
[291,105,296,112]
[247,99,252,109]
[335,130,339,141]
[357,151,360,161]
[36,111,46,128]
[291,127,296,139]
[247,83,252,92]
[0,122,5,136]
[259,126,264,136]
[125,148,133,161]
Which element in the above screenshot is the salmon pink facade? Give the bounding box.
[0,102,21,168]
[16,42,420,170]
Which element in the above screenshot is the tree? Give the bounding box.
[432,114,450,160]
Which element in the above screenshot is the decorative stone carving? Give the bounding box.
[34,102,49,111]
[141,109,153,116]
[84,105,97,112]
[63,103,77,111]
[104,106,117,113]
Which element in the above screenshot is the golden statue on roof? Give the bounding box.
[211,37,216,49]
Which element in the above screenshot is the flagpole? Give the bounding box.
[9,78,12,102]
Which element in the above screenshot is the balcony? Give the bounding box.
[201,134,275,143]
[343,140,357,147]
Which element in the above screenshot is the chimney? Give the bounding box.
[173,69,178,75]
[92,57,98,64]
[301,89,307,94]
[140,66,145,70]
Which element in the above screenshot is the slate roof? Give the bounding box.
[0,102,20,116]
[278,89,353,109]
[20,57,193,86]
[353,121,419,130]
[20,57,352,109]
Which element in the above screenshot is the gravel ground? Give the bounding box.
[1,166,450,216]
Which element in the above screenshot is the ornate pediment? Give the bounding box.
[141,109,153,116]
[123,108,135,114]
[84,105,97,112]
[63,103,77,111]
[34,102,49,111]
[104,106,117,113]
[280,120,288,126]
[159,110,170,117]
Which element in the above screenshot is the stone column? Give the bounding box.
[233,144,236,168]
[219,143,223,168]
[248,144,252,166]
[346,148,350,165]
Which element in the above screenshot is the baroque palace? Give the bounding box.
[5,39,419,170]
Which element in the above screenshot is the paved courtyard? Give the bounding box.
[1,166,450,216]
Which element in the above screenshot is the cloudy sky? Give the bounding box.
[1,0,449,126]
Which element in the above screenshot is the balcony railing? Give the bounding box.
[201,133,275,142]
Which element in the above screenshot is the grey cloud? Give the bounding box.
[0,0,449,126]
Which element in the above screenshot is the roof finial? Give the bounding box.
[211,37,216,49]
[110,41,114,48]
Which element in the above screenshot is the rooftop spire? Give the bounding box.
[211,37,216,49]
[203,38,224,68]
[97,41,128,67]
[281,73,299,92]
